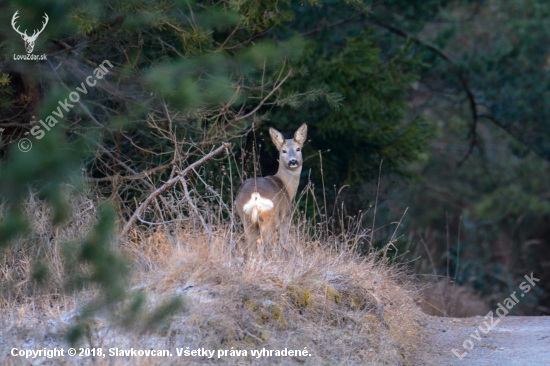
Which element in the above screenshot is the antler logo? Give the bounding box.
[11,11,49,54]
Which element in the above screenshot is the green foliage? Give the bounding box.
[0,207,28,244]
[0,73,14,110]
[366,0,550,313]
[2,0,356,345]
[143,296,185,330]
[121,290,147,327]
[267,32,433,210]
[0,132,84,247]
[0,0,437,247]
[67,203,128,296]
[3,0,547,323]
[391,114,550,312]
[31,260,51,285]
[466,1,550,161]
[63,203,185,344]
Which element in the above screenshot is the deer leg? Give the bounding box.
[259,215,279,256]
[242,218,260,260]
[278,217,291,252]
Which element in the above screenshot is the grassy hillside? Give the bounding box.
[0,189,426,365]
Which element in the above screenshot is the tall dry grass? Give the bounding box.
[119,170,426,364]
[0,164,427,365]
[0,188,98,316]
[128,225,425,364]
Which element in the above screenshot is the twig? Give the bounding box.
[300,10,370,37]
[71,130,154,189]
[318,150,329,237]
[223,68,293,131]
[420,235,449,317]
[370,159,383,247]
[74,130,181,219]
[368,20,452,63]
[84,161,174,183]
[178,175,211,235]
[50,40,106,70]
[47,60,112,130]
[370,21,481,163]
[383,207,408,257]
[191,167,232,214]
[479,114,550,163]
[119,143,231,238]
[0,122,32,129]
[449,215,462,317]
[216,19,242,51]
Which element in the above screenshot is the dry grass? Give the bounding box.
[0,189,98,314]
[0,187,427,365]
[129,225,425,365]
[417,279,491,318]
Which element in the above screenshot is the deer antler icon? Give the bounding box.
[11,11,49,54]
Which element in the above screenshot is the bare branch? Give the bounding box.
[119,143,231,238]
[370,21,482,164]
[178,175,210,235]
[47,60,112,130]
[300,10,370,38]
[84,161,174,183]
[224,68,293,131]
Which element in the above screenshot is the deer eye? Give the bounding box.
[296,148,301,152]
[282,150,287,154]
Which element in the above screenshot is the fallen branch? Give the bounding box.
[119,142,231,238]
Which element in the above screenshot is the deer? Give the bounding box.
[11,11,49,54]
[236,124,307,256]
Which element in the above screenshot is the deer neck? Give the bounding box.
[274,161,302,199]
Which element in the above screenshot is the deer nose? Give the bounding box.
[288,159,298,166]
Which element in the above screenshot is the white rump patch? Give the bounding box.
[243,192,274,223]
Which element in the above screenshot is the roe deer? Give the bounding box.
[236,124,307,253]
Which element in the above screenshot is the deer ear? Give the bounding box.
[294,124,307,145]
[269,127,285,150]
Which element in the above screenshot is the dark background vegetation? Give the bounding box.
[1,0,549,333]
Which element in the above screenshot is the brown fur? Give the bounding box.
[236,124,307,255]
[236,176,291,251]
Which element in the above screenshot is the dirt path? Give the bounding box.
[423,315,550,365]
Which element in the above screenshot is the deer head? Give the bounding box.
[269,124,307,173]
[11,11,49,54]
